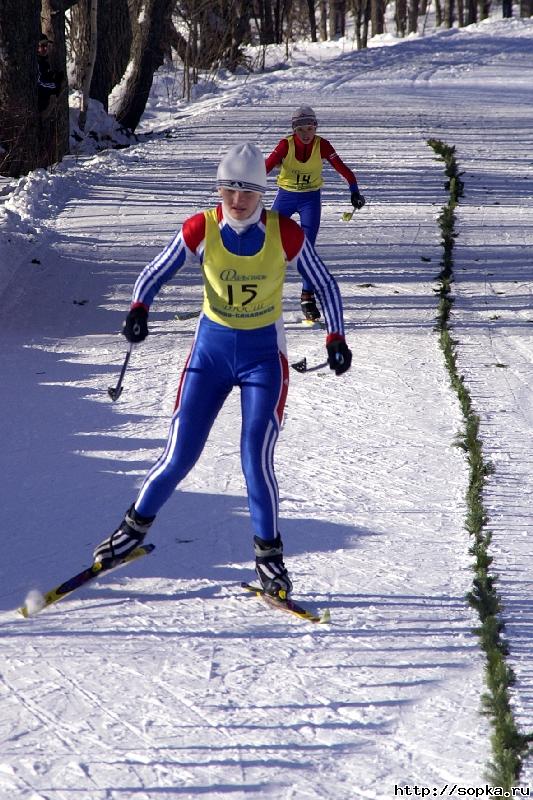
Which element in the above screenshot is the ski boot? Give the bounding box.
[300,291,321,322]
[93,504,155,564]
[254,534,293,598]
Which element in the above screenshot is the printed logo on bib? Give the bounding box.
[220,268,267,282]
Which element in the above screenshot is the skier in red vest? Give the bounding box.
[266,105,365,321]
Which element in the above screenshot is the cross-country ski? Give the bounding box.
[18,545,155,617]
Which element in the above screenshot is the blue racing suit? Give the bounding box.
[130,203,346,541]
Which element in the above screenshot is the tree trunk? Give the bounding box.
[351,0,371,46]
[0,0,42,176]
[444,0,454,26]
[166,22,189,62]
[362,0,370,46]
[306,0,318,40]
[396,0,407,35]
[519,0,532,14]
[371,0,385,35]
[78,0,98,130]
[465,0,477,23]
[70,0,91,90]
[273,0,289,42]
[70,0,130,112]
[40,0,71,163]
[478,0,490,19]
[319,0,328,39]
[408,0,420,31]
[225,0,252,69]
[257,0,275,43]
[189,0,251,71]
[329,0,346,36]
[502,0,513,14]
[113,0,173,132]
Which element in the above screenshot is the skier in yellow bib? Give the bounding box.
[266,105,366,321]
[92,143,352,599]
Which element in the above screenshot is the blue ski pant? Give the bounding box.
[272,187,321,292]
[135,316,289,541]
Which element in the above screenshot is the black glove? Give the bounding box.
[123,306,148,343]
[327,339,352,376]
[350,190,366,210]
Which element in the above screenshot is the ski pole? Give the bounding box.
[291,357,328,373]
[108,342,133,401]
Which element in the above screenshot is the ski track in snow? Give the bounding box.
[1,18,533,799]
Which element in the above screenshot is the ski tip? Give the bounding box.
[319,608,331,624]
[19,589,47,618]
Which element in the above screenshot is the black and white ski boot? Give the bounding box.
[300,291,321,322]
[93,504,155,564]
[254,534,293,598]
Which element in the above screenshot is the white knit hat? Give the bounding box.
[216,143,267,194]
[291,105,318,128]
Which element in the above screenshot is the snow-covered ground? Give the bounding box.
[1,17,533,800]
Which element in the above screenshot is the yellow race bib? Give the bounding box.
[201,209,287,329]
[277,135,323,192]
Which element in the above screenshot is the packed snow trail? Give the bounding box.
[2,18,533,799]
[1,126,485,799]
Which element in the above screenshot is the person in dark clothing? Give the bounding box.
[37,35,64,114]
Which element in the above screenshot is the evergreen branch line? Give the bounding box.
[427,138,531,789]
